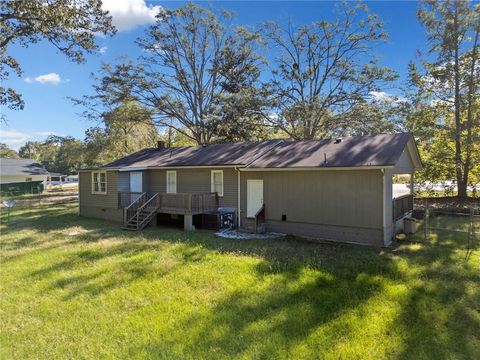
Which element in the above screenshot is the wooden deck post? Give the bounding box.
[184,214,194,231]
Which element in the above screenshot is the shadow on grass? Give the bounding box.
[389,228,480,360]
[2,205,479,358]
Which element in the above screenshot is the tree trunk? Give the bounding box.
[462,25,479,198]
[453,5,467,198]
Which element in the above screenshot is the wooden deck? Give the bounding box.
[393,194,414,220]
[119,191,219,215]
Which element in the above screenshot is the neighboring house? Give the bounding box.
[78,133,422,246]
[65,174,79,183]
[0,158,49,195]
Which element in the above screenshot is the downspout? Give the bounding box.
[382,168,387,246]
[235,167,241,228]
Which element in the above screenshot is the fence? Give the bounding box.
[418,199,480,252]
[0,187,78,211]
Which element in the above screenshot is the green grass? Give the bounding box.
[1,204,479,359]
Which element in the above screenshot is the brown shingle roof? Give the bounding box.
[103,140,281,169]
[99,133,415,170]
[247,133,412,168]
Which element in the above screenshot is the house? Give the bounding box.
[0,158,49,195]
[78,133,422,246]
[65,174,79,183]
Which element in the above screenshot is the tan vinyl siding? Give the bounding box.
[392,148,415,174]
[79,170,122,222]
[145,168,238,209]
[240,169,384,245]
[146,169,166,194]
[117,172,130,192]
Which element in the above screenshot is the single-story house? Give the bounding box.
[0,158,49,195]
[65,174,79,183]
[78,133,422,246]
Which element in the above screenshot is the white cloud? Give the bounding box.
[0,129,58,150]
[369,91,407,105]
[102,0,162,32]
[99,46,108,54]
[24,73,62,85]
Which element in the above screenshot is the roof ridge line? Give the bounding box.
[244,139,284,168]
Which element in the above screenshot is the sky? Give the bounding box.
[0,0,427,150]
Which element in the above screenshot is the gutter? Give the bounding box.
[241,165,394,172]
[235,167,241,228]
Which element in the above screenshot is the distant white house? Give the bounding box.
[65,174,78,182]
[0,158,49,194]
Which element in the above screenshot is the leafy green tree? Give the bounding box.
[103,102,158,159]
[263,3,398,139]
[0,0,115,115]
[75,3,268,145]
[18,140,56,162]
[19,136,86,174]
[409,0,480,197]
[337,94,409,135]
[84,127,109,167]
[53,137,86,175]
[0,143,19,158]
[83,102,158,166]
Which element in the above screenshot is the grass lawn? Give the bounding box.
[1,204,479,359]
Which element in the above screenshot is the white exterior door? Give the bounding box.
[247,180,263,218]
[130,172,143,201]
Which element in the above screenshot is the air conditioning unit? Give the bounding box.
[404,217,417,234]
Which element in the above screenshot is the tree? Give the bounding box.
[0,143,19,158]
[84,127,109,167]
[0,0,115,115]
[75,3,268,145]
[18,140,56,161]
[263,3,398,140]
[83,102,158,167]
[409,0,480,198]
[18,135,86,174]
[53,137,87,175]
[336,94,409,136]
[102,102,158,160]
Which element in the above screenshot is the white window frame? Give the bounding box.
[211,170,224,197]
[166,170,177,194]
[91,171,107,195]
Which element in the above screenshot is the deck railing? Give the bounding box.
[393,194,414,220]
[254,203,265,234]
[119,191,219,215]
[157,192,219,214]
[118,192,144,208]
[123,192,147,225]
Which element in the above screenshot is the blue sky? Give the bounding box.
[1,0,426,150]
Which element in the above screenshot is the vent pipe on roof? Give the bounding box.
[334,138,342,144]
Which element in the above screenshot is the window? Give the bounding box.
[92,171,107,194]
[211,170,223,196]
[166,171,177,193]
